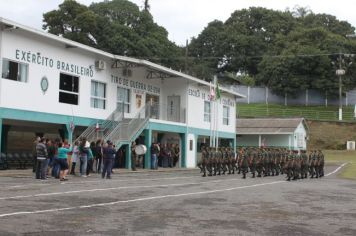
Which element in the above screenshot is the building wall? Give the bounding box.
[187,84,236,134]
[261,134,291,148]
[293,123,307,150]
[236,135,259,147]
[0,29,165,121]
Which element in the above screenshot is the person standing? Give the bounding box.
[173,144,180,167]
[79,138,90,177]
[35,137,48,180]
[95,140,103,174]
[46,139,55,178]
[131,142,137,171]
[151,143,160,170]
[33,137,41,173]
[102,141,116,179]
[57,142,72,181]
[70,141,79,175]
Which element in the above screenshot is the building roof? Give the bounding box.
[236,118,308,134]
[0,17,245,99]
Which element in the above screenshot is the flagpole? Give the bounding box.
[216,99,219,151]
[209,82,213,147]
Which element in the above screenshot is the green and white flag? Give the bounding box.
[215,80,221,100]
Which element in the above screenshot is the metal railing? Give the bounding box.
[105,102,150,144]
[237,107,355,121]
[76,102,187,146]
[74,108,123,143]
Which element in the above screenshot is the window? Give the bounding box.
[223,106,230,125]
[117,87,130,113]
[204,101,211,122]
[91,81,106,109]
[59,73,79,105]
[2,59,28,82]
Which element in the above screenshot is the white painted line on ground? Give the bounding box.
[325,163,348,177]
[0,177,250,200]
[0,180,285,218]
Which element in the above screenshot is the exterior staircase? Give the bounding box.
[75,102,151,149]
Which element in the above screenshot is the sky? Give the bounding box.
[0,0,355,46]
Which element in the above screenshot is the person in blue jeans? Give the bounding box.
[151,143,160,170]
[79,138,90,177]
[102,141,116,179]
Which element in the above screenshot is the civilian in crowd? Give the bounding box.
[86,143,94,176]
[131,142,137,171]
[35,137,48,180]
[151,143,160,170]
[79,138,90,177]
[95,139,103,174]
[57,141,72,181]
[70,141,79,175]
[174,144,180,167]
[32,136,40,173]
[46,139,55,178]
[102,141,116,179]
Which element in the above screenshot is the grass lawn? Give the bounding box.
[324,150,356,180]
[237,103,356,121]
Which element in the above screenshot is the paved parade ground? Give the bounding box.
[0,164,355,236]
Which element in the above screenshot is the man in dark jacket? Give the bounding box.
[102,142,116,179]
[36,137,48,180]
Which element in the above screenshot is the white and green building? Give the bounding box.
[236,118,309,150]
[0,18,244,169]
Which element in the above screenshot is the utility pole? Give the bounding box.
[336,53,345,121]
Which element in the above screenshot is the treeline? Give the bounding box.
[43,1,356,97]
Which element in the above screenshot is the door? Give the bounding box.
[167,96,180,122]
[146,94,159,119]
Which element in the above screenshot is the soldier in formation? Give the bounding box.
[198,146,325,181]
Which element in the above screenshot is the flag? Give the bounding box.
[210,88,215,101]
[215,81,221,100]
[95,122,99,132]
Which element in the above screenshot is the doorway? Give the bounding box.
[146,93,159,119]
[167,96,180,122]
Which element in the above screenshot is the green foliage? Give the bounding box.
[188,6,356,97]
[43,0,183,70]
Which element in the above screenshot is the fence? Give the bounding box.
[231,85,356,106]
[237,106,355,121]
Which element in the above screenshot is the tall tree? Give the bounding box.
[43,0,97,46]
[43,0,183,70]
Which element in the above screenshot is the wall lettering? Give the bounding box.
[15,49,94,77]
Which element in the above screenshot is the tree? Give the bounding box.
[43,0,97,46]
[43,0,183,70]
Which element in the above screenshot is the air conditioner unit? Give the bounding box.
[95,60,106,70]
[122,68,132,77]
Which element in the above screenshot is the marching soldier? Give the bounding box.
[215,147,223,175]
[240,148,249,179]
[309,150,318,178]
[300,150,309,179]
[200,146,209,177]
[293,150,301,180]
[228,147,236,174]
[221,147,229,175]
[249,148,257,178]
[317,150,325,178]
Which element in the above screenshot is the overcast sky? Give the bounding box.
[0,0,355,46]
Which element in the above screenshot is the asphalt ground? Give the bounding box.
[0,164,355,236]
